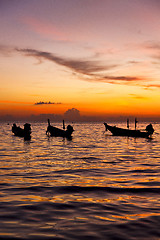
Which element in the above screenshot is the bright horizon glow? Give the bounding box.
[1,0,160,121]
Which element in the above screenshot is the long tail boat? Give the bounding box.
[104,122,154,138]
[46,119,74,139]
[12,123,31,140]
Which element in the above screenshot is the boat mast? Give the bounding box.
[48,119,51,126]
[135,118,138,130]
[63,120,65,129]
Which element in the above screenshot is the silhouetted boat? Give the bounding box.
[46,119,74,139]
[12,123,31,140]
[104,122,154,138]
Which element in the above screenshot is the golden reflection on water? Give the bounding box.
[1,165,160,188]
[113,212,160,221]
[1,123,160,229]
[0,233,14,236]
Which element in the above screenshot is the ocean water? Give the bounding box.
[0,121,160,240]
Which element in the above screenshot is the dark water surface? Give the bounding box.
[0,122,160,240]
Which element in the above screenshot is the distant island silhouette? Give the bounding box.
[1,108,160,122]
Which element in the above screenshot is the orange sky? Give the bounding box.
[1,0,160,121]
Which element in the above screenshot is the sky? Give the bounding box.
[0,0,160,121]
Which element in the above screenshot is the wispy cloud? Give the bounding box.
[0,44,14,56]
[0,45,154,86]
[16,48,143,85]
[142,41,160,60]
[129,94,149,100]
[82,75,144,85]
[144,41,160,51]
[16,47,151,86]
[99,75,142,82]
[23,17,70,42]
[34,101,62,105]
[144,84,160,89]
[16,48,116,76]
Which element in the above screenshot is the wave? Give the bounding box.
[1,185,159,195]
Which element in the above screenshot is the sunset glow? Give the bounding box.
[1,0,160,121]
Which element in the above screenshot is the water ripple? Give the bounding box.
[0,122,160,239]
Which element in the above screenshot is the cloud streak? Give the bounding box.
[15,48,144,84]
[82,75,143,85]
[144,41,160,51]
[143,41,160,60]
[34,101,62,105]
[0,45,152,86]
[0,44,14,56]
[129,94,149,100]
[99,75,142,82]
[23,17,70,42]
[144,84,160,89]
[16,48,116,75]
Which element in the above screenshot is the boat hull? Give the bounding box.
[46,125,74,139]
[104,123,151,138]
[12,124,31,140]
[46,126,69,137]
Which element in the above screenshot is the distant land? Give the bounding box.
[0,108,160,123]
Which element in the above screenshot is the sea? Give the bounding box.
[0,121,160,240]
